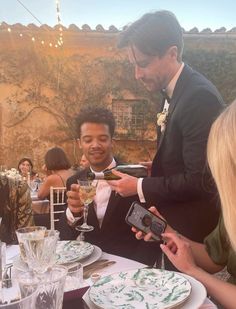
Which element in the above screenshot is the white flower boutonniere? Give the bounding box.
[157,109,168,133]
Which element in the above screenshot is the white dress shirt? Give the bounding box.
[137,63,185,203]
[66,158,116,227]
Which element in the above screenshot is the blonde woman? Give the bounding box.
[134,100,236,309]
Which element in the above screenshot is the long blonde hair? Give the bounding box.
[207,100,236,251]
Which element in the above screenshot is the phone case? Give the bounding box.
[125,202,167,241]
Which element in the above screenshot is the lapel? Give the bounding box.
[88,201,100,230]
[156,97,165,149]
[156,64,193,153]
[100,190,120,229]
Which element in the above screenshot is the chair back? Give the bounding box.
[50,186,66,230]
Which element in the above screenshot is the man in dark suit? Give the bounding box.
[108,10,225,261]
[59,107,157,265]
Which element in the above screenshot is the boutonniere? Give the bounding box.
[157,109,168,133]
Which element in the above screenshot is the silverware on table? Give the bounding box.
[83,260,116,279]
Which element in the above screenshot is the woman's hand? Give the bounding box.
[160,232,198,275]
[132,206,176,243]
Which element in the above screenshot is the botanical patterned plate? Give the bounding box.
[89,268,191,309]
[56,241,94,265]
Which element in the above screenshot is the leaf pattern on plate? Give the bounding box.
[89,268,192,309]
[56,241,94,264]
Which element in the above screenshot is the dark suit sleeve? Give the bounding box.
[142,90,223,204]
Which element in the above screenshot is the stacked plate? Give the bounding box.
[13,241,102,271]
[56,241,102,266]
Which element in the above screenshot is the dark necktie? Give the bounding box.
[160,89,170,103]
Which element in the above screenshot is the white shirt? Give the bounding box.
[66,158,116,227]
[137,63,185,203]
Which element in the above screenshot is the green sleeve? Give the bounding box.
[204,215,230,266]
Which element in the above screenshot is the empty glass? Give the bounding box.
[64,262,83,292]
[18,266,67,309]
[29,180,38,193]
[21,230,59,275]
[0,278,37,308]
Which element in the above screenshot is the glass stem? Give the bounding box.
[83,203,89,226]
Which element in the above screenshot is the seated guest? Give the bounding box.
[79,154,89,169]
[36,147,74,229]
[38,147,74,200]
[0,172,34,244]
[134,100,236,308]
[59,107,158,265]
[17,157,36,180]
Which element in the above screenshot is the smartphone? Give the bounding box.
[125,202,167,241]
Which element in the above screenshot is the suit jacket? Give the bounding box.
[59,169,158,265]
[142,64,225,242]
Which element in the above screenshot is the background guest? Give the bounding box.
[79,154,89,169]
[38,147,74,200]
[17,157,36,180]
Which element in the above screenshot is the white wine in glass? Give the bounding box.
[76,179,97,232]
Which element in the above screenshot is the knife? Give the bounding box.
[83,259,108,271]
[83,261,116,279]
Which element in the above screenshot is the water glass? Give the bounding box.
[0,242,6,272]
[15,226,46,263]
[64,262,83,292]
[18,266,67,309]
[0,278,37,308]
[21,230,59,274]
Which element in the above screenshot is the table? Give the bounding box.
[6,247,217,309]
[31,192,49,214]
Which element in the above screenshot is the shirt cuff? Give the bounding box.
[137,178,146,203]
[66,207,83,224]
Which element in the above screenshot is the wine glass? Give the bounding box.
[29,180,38,193]
[76,179,97,232]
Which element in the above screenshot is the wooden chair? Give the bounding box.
[50,186,66,230]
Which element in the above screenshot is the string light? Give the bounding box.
[0,0,64,49]
[55,0,63,46]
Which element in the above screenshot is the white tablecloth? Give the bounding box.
[6,246,217,309]
[31,192,49,214]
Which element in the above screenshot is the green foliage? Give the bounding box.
[183,49,236,104]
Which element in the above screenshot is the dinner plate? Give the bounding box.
[89,268,192,309]
[56,241,94,264]
[13,241,95,271]
[80,245,102,267]
[179,273,207,309]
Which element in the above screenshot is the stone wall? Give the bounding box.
[0,23,235,172]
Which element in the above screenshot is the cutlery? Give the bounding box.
[83,259,108,271]
[83,261,116,279]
